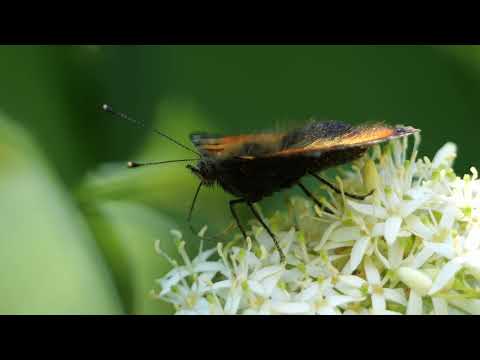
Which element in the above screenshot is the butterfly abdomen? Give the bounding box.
[307,146,367,173]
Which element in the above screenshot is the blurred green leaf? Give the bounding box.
[0,113,123,314]
[84,201,179,315]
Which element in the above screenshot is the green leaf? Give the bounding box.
[85,201,180,314]
[0,113,123,314]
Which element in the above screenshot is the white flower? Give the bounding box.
[153,135,480,315]
[397,267,432,296]
[363,257,407,314]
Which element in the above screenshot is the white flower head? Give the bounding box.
[154,135,480,315]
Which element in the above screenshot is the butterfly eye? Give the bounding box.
[186,164,198,173]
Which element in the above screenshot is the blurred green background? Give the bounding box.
[1,45,480,314]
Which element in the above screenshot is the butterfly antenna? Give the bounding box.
[127,159,198,168]
[101,104,201,157]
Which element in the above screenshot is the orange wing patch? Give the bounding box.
[194,133,285,158]
[307,126,395,149]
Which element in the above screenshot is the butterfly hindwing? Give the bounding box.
[190,131,286,159]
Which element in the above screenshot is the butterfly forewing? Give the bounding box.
[263,124,418,158]
[193,122,419,161]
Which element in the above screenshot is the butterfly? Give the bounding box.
[102,104,419,262]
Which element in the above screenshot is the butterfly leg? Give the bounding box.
[247,202,286,263]
[229,199,248,239]
[188,183,235,242]
[309,172,374,201]
[297,181,333,215]
[187,182,204,237]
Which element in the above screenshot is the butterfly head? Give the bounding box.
[187,159,217,186]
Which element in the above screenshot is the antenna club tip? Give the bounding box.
[101,104,113,112]
[127,161,139,168]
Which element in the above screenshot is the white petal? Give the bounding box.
[429,260,463,295]
[411,247,434,269]
[327,295,360,308]
[338,275,366,289]
[193,247,218,263]
[397,267,432,296]
[330,226,362,242]
[296,283,321,302]
[383,288,407,306]
[460,250,480,273]
[306,263,326,278]
[364,257,381,285]
[271,302,311,315]
[176,309,201,315]
[282,268,303,283]
[398,230,411,237]
[374,239,391,269]
[399,191,429,218]
[447,306,468,315]
[329,254,349,262]
[449,299,480,315]
[347,201,389,219]
[158,267,190,296]
[341,259,354,275]
[255,230,274,251]
[282,227,297,245]
[388,192,402,211]
[261,273,284,296]
[193,297,211,315]
[316,221,341,250]
[424,242,456,260]
[271,287,290,302]
[335,278,365,298]
[224,286,243,315]
[247,280,267,297]
[465,226,480,251]
[251,265,283,282]
[384,216,402,245]
[211,280,232,291]
[244,251,261,268]
[405,215,434,241]
[371,222,386,237]
[432,142,457,169]
[439,207,457,229]
[388,239,404,269]
[243,309,260,315]
[432,297,449,315]
[379,310,403,315]
[316,306,338,315]
[349,236,370,272]
[406,290,423,315]
[257,303,275,315]
[371,293,386,314]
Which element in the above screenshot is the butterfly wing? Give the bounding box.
[190,131,286,158]
[190,122,419,160]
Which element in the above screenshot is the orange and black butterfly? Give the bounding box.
[102,104,419,262]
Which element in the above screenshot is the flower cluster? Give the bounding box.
[153,134,480,314]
